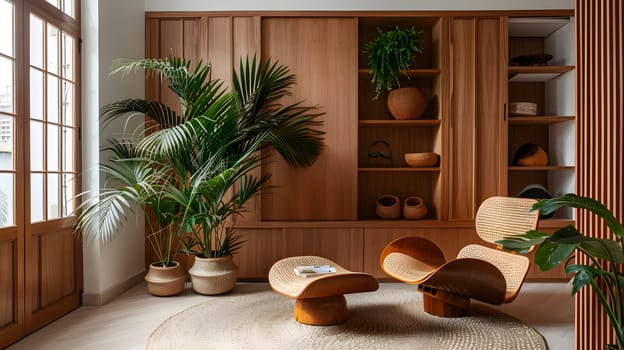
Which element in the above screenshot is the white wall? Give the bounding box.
[82,0,145,304]
[145,0,574,12]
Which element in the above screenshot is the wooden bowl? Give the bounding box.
[404,153,439,167]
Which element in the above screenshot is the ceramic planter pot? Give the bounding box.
[403,196,428,220]
[376,195,401,219]
[144,261,186,297]
[387,87,427,120]
[189,255,238,295]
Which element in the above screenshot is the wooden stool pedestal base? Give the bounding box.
[419,286,470,317]
[294,295,348,325]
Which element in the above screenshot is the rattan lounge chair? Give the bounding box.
[380,196,539,317]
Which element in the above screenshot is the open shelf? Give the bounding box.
[508,65,574,75]
[508,116,574,125]
[358,119,441,127]
[358,68,441,78]
[508,166,575,171]
[359,167,440,172]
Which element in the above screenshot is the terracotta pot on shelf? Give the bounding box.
[403,196,428,220]
[189,255,238,295]
[144,261,186,297]
[387,87,428,120]
[376,195,401,219]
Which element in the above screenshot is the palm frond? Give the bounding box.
[101,99,182,129]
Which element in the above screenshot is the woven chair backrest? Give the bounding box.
[475,196,539,245]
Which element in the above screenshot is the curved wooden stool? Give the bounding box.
[380,196,539,318]
[269,256,379,326]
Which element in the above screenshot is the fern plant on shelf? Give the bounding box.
[364,26,427,120]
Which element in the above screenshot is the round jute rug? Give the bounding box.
[147,283,546,350]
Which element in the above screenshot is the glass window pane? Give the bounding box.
[47,173,60,220]
[31,173,44,222]
[62,33,73,80]
[0,173,14,227]
[0,56,14,114]
[30,15,44,69]
[30,121,43,171]
[62,173,74,217]
[0,116,13,170]
[0,0,13,57]
[62,127,73,171]
[62,80,73,125]
[47,124,59,171]
[62,0,74,19]
[47,74,59,123]
[30,69,44,120]
[47,24,59,74]
[47,0,60,8]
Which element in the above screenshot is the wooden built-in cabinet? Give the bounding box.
[145,10,574,281]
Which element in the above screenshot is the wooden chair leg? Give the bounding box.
[418,285,470,317]
[294,295,348,325]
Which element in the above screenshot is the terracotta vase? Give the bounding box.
[144,261,186,297]
[189,255,238,295]
[376,195,401,219]
[387,87,428,120]
[403,196,428,220]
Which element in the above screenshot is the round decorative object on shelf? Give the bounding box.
[512,143,548,166]
[404,152,439,167]
[376,195,401,219]
[517,184,555,219]
[387,87,428,120]
[403,196,428,220]
[509,102,537,116]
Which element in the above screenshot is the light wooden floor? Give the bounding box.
[7,282,574,350]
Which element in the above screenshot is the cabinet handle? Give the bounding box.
[503,103,507,121]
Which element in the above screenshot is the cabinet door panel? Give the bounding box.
[475,18,506,204]
[261,18,358,220]
[449,18,477,220]
[450,17,505,220]
[234,228,363,279]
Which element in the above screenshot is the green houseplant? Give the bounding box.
[497,193,624,349]
[76,56,324,295]
[364,26,427,119]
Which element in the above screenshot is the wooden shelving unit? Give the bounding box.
[357,16,445,221]
[507,16,576,220]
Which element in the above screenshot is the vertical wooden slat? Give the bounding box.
[576,0,624,348]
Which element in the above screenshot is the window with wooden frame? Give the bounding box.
[0,0,81,347]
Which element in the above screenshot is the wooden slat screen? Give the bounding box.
[576,1,624,349]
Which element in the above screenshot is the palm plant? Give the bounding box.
[76,55,324,265]
[497,194,624,348]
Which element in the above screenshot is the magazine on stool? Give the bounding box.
[293,265,337,278]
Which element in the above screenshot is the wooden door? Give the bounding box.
[1,1,82,347]
[449,17,505,220]
[260,17,358,221]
